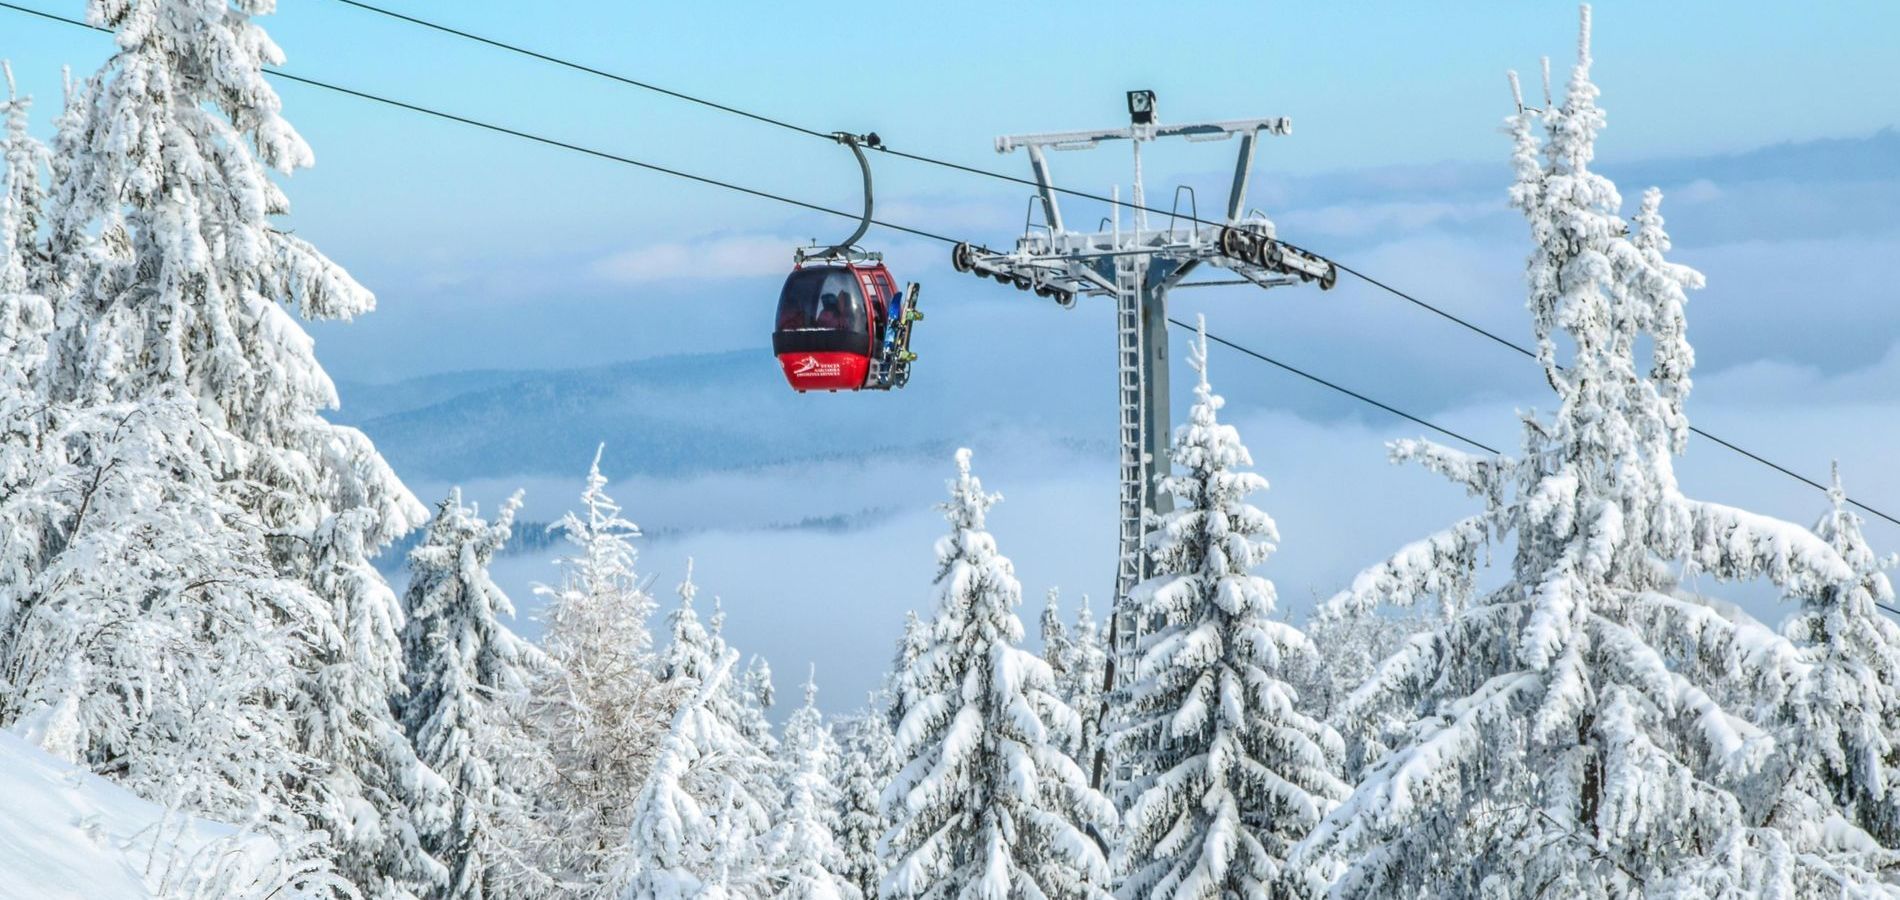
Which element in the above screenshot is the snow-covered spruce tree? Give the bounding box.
[0,402,333,818]
[658,560,717,686]
[697,788,749,900]
[1061,596,1108,787]
[1297,608,1423,782]
[620,649,745,900]
[740,650,785,773]
[1040,589,1076,695]
[1110,320,1347,900]
[2,76,335,820]
[0,60,50,323]
[837,702,899,900]
[0,60,56,641]
[743,650,790,839]
[717,597,790,827]
[306,508,449,897]
[17,1,434,893]
[765,672,860,900]
[881,449,1115,899]
[519,449,672,897]
[654,564,775,890]
[1040,588,1111,778]
[398,488,545,899]
[1296,9,1887,896]
[884,610,929,732]
[1752,470,1900,871]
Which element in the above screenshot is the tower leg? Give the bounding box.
[1140,261,1173,524]
[1096,257,1176,794]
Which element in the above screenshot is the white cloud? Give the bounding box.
[410,335,1900,718]
[587,231,951,288]
[879,198,1021,233]
[461,409,1492,716]
[1669,178,1723,204]
[1275,199,1504,240]
[592,233,797,284]
[1697,340,1900,407]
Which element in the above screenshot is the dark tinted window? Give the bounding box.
[775,267,867,334]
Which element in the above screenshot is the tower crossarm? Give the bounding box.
[951,224,1333,305]
[993,117,1291,154]
[996,116,1292,246]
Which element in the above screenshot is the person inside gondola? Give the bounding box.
[813,292,844,330]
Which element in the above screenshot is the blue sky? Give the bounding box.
[7,0,1898,278]
[4,1,1899,712]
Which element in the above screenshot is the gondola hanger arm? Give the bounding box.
[816,131,880,259]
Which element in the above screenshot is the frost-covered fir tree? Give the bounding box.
[14,1,432,894]
[1061,596,1108,786]
[1111,320,1347,900]
[704,597,783,754]
[2,77,331,817]
[659,562,718,688]
[740,651,785,773]
[655,564,775,888]
[837,703,899,900]
[1297,608,1423,781]
[1040,589,1076,694]
[881,449,1115,900]
[1752,469,1900,875]
[398,488,543,899]
[305,509,448,898]
[0,61,49,320]
[742,650,790,845]
[519,449,671,897]
[765,672,860,900]
[1038,589,1109,779]
[3,60,384,882]
[620,650,744,900]
[885,610,930,732]
[0,397,332,818]
[1296,9,1888,895]
[0,60,55,639]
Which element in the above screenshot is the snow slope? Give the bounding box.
[0,733,278,899]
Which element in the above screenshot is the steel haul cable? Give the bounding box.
[5,0,1894,533]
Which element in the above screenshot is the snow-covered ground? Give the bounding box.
[0,733,293,900]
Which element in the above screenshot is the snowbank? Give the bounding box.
[0,733,297,899]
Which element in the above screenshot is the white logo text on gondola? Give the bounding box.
[792,356,841,378]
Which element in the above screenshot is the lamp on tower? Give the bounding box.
[1127,89,1156,125]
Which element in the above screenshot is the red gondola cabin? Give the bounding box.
[772,260,905,392]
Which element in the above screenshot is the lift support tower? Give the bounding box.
[950,91,1337,783]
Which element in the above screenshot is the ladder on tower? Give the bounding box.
[1111,254,1145,687]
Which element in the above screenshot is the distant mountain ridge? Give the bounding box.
[1256,126,1900,208]
[332,348,1106,482]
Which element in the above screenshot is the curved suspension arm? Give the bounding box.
[822,132,874,257]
